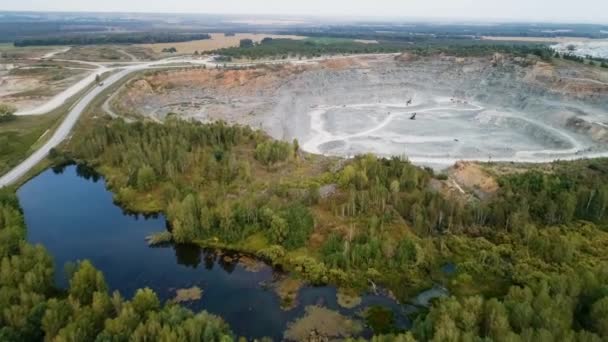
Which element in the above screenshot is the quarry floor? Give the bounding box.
[111,53,608,167]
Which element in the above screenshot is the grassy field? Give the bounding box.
[0,110,63,175]
[137,33,306,54]
[0,43,62,59]
[55,45,155,62]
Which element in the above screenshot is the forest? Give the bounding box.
[215,38,408,59]
[13,33,211,47]
[283,23,608,40]
[0,187,234,341]
[214,37,556,60]
[43,116,608,340]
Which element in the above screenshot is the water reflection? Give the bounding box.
[19,165,412,339]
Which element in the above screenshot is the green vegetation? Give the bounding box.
[0,188,233,340]
[286,23,608,40]
[254,140,293,166]
[215,38,407,59]
[14,33,211,47]
[214,37,556,60]
[56,117,608,340]
[0,103,16,123]
[0,69,110,176]
[407,42,555,59]
[555,51,608,67]
[0,109,62,175]
[365,306,396,334]
[239,38,254,48]
[57,45,155,62]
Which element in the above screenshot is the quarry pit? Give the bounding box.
[112,53,608,167]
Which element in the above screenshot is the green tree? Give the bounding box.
[483,299,512,340]
[136,165,156,191]
[168,194,201,243]
[591,297,608,337]
[54,308,99,342]
[69,260,108,305]
[42,299,73,340]
[293,138,300,157]
[282,204,314,249]
[239,39,254,48]
[270,215,287,244]
[131,288,160,316]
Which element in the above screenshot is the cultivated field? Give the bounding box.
[137,33,306,54]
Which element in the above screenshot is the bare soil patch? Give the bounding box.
[0,64,88,111]
[171,286,203,303]
[284,305,363,341]
[336,288,362,309]
[275,277,304,310]
[449,162,499,200]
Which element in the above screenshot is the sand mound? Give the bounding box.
[450,162,499,200]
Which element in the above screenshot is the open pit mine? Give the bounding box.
[112,53,608,167]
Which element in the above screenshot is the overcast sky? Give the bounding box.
[3,0,608,23]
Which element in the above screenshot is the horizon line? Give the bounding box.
[1,9,607,26]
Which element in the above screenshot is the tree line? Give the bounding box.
[215,38,408,60]
[214,37,559,61]
[14,33,211,47]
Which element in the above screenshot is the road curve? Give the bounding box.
[15,66,109,116]
[0,67,144,187]
[0,56,228,187]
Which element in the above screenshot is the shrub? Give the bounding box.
[0,103,16,123]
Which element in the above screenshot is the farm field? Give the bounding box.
[138,33,307,54]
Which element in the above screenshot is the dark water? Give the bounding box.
[18,165,414,340]
[441,262,457,275]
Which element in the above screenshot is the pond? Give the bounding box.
[18,164,417,340]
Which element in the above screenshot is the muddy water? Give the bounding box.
[18,165,415,340]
